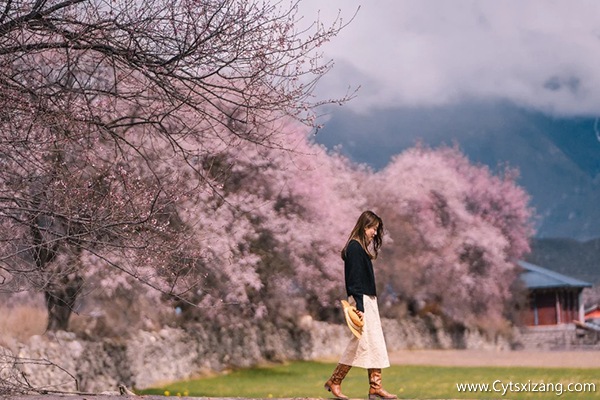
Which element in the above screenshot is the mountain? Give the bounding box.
[526,238,600,284]
[314,101,600,240]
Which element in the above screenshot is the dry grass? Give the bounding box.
[0,305,47,347]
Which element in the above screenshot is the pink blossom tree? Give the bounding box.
[372,146,534,332]
[0,0,354,331]
[162,118,370,326]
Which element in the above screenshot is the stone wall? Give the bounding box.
[514,324,600,350]
[2,315,509,394]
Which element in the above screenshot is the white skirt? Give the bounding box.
[339,295,390,369]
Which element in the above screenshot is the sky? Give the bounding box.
[291,1,600,240]
[296,0,600,117]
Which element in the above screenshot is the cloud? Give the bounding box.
[298,0,600,116]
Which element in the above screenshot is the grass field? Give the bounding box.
[139,361,600,399]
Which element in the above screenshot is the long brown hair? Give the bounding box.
[341,210,384,260]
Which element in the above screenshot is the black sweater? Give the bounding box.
[344,239,377,312]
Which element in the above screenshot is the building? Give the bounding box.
[519,260,592,326]
[585,304,600,323]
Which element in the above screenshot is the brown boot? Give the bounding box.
[324,363,352,399]
[368,368,397,400]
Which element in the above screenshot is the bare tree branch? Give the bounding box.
[0,0,354,336]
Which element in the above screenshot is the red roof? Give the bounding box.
[585,305,600,319]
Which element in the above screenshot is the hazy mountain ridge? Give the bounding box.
[526,237,600,284]
[316,102,600,240]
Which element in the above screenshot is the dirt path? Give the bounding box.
[388,349,600,368]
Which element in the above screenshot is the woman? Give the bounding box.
[324,210,397,400]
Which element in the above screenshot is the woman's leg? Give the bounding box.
[324,363,352,399]
[367,368,397,399]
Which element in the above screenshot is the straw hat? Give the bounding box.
[341,300,363,339]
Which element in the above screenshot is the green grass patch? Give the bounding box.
[139,361,600,399]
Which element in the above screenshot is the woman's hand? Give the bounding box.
[354,309,364,320]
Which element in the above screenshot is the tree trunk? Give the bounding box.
[45,275,83,331]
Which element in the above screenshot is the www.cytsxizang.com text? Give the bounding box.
[456,380,597,396]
